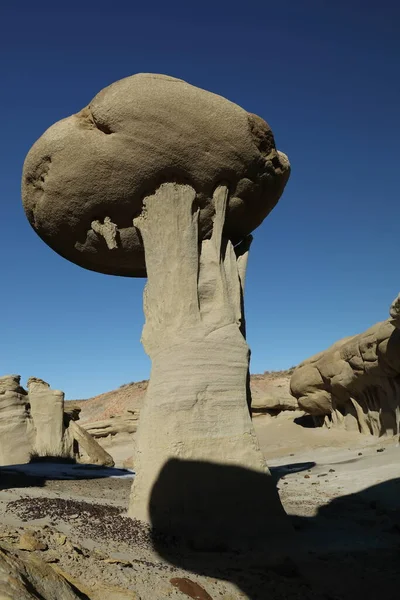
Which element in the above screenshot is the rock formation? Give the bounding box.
[0,375,114,467]
[28,377,67,457]
[290,294,400,436]
[67,419,115,467]
[0,375,34,465]
[22,73,291,549]
[251,371,298,414]
[0,546,84,599]
[83,413,139,439]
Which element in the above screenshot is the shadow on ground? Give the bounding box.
[149,458,400,600]
[0,462,133,490]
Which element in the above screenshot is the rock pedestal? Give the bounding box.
[129,184,289,549]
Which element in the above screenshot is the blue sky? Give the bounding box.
[1,1,399,399]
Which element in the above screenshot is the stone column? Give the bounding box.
[28,378,66,457]
[0,375,33,465]
[129,184,289,549]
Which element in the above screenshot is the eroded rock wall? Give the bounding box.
[0,375,114,467]
[290,296,400,437]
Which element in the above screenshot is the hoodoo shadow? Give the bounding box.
[149,459,400,599]
[0,462,132,490]
[149,458,309,600]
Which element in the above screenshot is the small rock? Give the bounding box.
[18,532,48,552]
[358,452,363,456]
[170,577,213,600]
[103,558,132,567]
[377,448,385,453]
[43,552,60,563]
[329,469,335,473]
[304,475,310,479]
[317,473,328,477]
[53,533,67,546]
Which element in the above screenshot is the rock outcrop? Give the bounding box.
[83,413,139,439]
[290,295,400,436]
[68,420,115,467]
[251,371,298,414]
[0,376,34,465]
[0,375,114,467]
[0,546,84,599]
[28,377,68,458]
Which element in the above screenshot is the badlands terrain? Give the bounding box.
[0,370,399,599]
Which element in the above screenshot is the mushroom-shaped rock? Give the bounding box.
[22,73,289,277]
[22,74,291,552]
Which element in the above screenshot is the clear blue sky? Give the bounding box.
[1,1,399,399]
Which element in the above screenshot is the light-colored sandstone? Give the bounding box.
[0,376,33,465]
[27,377,68,457]
[0,375,115,467]
[129,183,290,547]
[0,546,84,599]
[22,74,291,549]
[290,295,400,436]
[83,414,138,439]
[22,73,289,277]
[68,419,115,467]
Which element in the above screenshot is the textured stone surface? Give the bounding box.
[0,374,26,395]
[18,531,48,551]
[22,76,291,549]
[28,377,68,457]
[251,374,298,413]
[0,376,33,465]
[68,420,115,467]
[22,73,290,277]
[129,184,290,548]
[290,296,400,436]
[84,414,138,439]
[0,375,115,466]
[0,546,84,599]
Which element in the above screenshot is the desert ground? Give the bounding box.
[0,376,399,599]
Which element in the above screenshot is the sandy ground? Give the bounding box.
[0,414,399,599]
